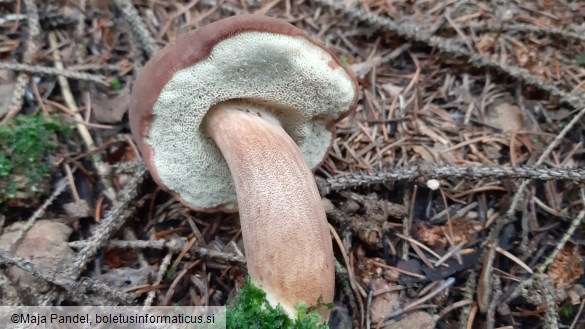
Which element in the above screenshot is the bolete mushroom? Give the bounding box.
[130,15,358,320]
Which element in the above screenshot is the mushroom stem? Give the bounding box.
[204,102,334,319]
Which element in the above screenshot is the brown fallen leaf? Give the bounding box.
[382,311,437,329]
[485,100,524,132]
[412,145,437,163]
[370,279,401,323]
[548,244,584,288]
[91,83,131,123]
[104,247,137,269]
[99,266,156,289]
[0,220,75,293]
[63,199,92,218]
[416,218,482,249]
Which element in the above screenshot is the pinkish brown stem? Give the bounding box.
[204,102,334,319]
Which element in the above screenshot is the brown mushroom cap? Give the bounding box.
[130,14,358,211]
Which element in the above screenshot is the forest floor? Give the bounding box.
[1,0,585,328]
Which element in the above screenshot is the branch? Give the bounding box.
[320,165,585,193]
[0,251,134,305]
[1,0,41,123]
[0,62,108,85]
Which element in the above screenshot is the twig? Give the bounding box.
[538,274,559,329]
[122,159,584,198]
[1,0,40,123]
[537,188,585,273]
[40,166,148,306]
[438,300,473,320]
[72,0,87,63]
[467,21,585,43]
[500,109,585,319]
[0,62,108,85]
[64,166,147,279]
[569,297,585,329]
[0,14,27,25]
[0,251,134,305]
[506,274,560,328]
[495,246,533,274]
[457,271,477,329]
[329,223,365,328]
[380,277,455,325]
[67,63,122,71]
[68,239,246,264]
[486,275,502,329]
[113,0,160,58]
[143,251,172,307]
[123,228,148,268]
[8,177,69,253]
[47,31,117,201]
[496,106,585,233]
[403,184,416,261]
[366,286,372,329]
[125,19,146,70]
[320,165,585,193]
[334,259,358,326]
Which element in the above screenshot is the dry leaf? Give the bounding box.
[416,218,482,249]
[412,145,437,163]
[91,84,131,123]
[382,311,436,329]
[486,101,524,132]
[0,220,75,292]
[548,244,584,288]
[370,279,400,324]
[99,266,156,289]
[104,247,137,268]
[63,199,92,218]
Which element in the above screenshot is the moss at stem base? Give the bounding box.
[226,277,331,329]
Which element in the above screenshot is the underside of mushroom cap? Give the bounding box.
[130,15,358,211]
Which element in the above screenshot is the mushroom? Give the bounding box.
[130,15,358,320]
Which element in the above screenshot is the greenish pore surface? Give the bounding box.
[225,277,331,329]
[0,114,71,205]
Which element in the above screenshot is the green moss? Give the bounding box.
[0,114,71,205]
[226,277,331,329]
[559,303,573,319]
[110,76,122,90]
